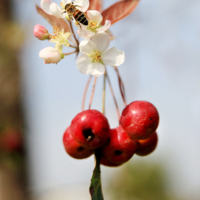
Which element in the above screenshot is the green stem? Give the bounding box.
[89,149,104,200]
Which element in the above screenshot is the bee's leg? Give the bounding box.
[75,21,82,29]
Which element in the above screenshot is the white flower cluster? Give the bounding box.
[39,0,125,77]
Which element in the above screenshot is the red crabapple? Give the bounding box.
[100,154,122,167]
[136,132,158,156]
[102,126,137,164]
[120,101,159,140]
[70,110,110,149]
[63,126,94,159]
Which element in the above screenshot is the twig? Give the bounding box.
[88,77,97,109]
[82,75,92,111]
[69,21,79,46]
[106,70,120,121]
[114,66,127,106]
[64,51,77,56]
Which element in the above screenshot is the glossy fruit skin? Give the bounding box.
[63,126,94,159]
[102,126,137,164]
[120,101,159,140]
[100,154,122,167]
[136,132,158,156]
[70,110,110,149]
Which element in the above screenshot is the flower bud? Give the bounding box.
[34,24,49,40]
[39,47,64,64]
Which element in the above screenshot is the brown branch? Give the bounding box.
[106,70,120,121]
[69,21,79,46]
[82,75,92,111]
[88,77,97,109]
[114,66,127,106]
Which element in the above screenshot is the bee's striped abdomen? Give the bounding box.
[73,10,88,26]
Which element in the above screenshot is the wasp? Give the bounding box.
[64,2,88,26]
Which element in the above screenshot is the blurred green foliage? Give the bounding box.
[107,160,182,200]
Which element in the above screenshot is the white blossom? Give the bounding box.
[40,0,89,18]
[77,10,111,39]
[76,33,125,77]
[39,47,64,64]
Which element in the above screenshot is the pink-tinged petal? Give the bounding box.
[90,63,105,77]
[102,47,125,66]
[90,32,110,52]
[50,3,63,18]
[79,39,96,54]
[40,0,53,14]
[74,0,89,12]
[39,47,62,64]
[76,55,92,74]
[87,10,102,25]
[77,29,88,38]
[96,20,111,33]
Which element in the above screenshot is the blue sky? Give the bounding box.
[14,0,200,199]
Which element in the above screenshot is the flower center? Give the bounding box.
[88,21,101,33]
[89,21,97,28]
[89,50,103,64]
[60,2,65,9]
[49,25,61,39]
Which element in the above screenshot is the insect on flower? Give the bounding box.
[62,1,88,26]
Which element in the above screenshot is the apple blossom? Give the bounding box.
[76,33,125,77]
[77,10,111,39]
[39,47,64,64]
[33,24,49,40]
[49,25,72,49]
[40,0,89,19]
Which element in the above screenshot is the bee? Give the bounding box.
[64,2,88,26]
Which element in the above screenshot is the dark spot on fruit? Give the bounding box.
[149,117,152,120]
[77,146,84,152]
[82,128,94,141]
[114,150,122,156]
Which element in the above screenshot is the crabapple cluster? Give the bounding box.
[63,101,159,167]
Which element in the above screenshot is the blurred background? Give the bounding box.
[0,0,200,199]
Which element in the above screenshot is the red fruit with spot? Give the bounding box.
[102,126,137,164]
[63,126,94,159]
[100,154,122,167]
[70,110,110,149]
[120,101,159,140]
[136,132,158,156]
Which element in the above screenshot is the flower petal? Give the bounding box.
[90,33,110,52]
[41,0,53,14]
[102,47,125,66]
[87,10,102,25]
[50,3,63,18]
[77,29,89,38]
[74,0,89,12]
[89,63,105,77]
[96,20,111,33]
[79,39,96,54]
[76,55,92,74]
[39,47,62,64]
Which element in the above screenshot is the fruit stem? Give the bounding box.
[114,66,127,106]
[106,70,120,121]
[89,149,104,200]
[102,71,106,115]
[89,77,97,109]
[82,75,92,111]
